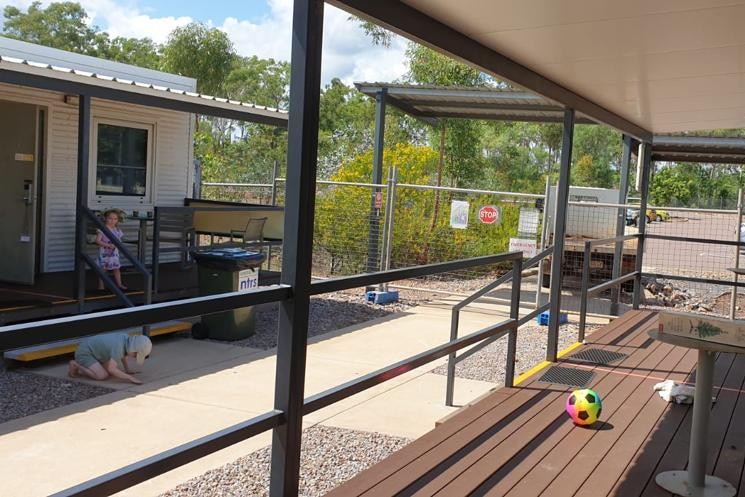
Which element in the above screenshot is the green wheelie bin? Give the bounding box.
[190,248,266,340]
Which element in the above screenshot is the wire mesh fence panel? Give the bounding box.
[641,206,741,317]
[389,186,543,283]
[201,184,276,204]
[312,182,386,277]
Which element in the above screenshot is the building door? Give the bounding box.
[0,100,39,284]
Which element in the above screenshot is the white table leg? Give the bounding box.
[655,350,735,497]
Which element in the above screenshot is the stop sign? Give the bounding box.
[478,205,500,224]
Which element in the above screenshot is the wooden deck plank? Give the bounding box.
[497,329,678,497]
[425,344,665,497]
[572,347,698,497]
[324,386,529,497]
[634,352,737,497]
[327,312,655,497]
[431,313,662,496]
[713,355,745,491]
[538,345,694,497]
[327,310,745,497]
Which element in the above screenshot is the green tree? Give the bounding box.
[105,37,160,68]
[3,2,102,55]
[162,23,235,96]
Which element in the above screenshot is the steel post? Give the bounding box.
[730,187,743,319]
[535,176,550,309]
[269,1,323,495]
[578,242,591,342]
[632,143,652,309]
[445,308,460,406]
[505,259,522,387]
[73,94,91,313]
[367,88,387,274]
[547,109,575,362]
[611,135,632,315]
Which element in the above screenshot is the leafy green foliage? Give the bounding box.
[162,22,235,96]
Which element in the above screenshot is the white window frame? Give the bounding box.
[89,118,155,207]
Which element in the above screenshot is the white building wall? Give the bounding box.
[0,82,193,272]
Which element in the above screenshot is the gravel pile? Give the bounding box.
[212,291,421,349]
[0,365,114,424]
[160,425,410,497]
[431,322,601,384]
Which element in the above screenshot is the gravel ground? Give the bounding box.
[0,363,114,424]
[160,425,410,497]
[431,322,601,384]
[210,290,426,349]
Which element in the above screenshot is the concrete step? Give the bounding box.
[3,320,191,362]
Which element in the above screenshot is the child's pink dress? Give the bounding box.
[97,227,123,270]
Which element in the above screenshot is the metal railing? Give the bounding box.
[444,246,553,406]
[577,234,641,341]
[577,232,745,340]
[79,207,153,333]
[0,251,523,496]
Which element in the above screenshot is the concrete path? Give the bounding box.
[0,302,519,497]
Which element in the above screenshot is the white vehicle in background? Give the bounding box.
[543,186,637,290]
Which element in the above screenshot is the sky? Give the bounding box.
[0,0,410,86]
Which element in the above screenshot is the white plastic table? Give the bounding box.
[649,329,740,497]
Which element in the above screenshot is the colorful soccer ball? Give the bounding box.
[566,388,602,426]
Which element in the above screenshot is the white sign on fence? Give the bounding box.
[450,200,470,229]
[518,208,540,236]
[238,268,259,291]
[509,237,538,258]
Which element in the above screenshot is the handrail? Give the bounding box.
[27,250,529,497]
[304,317,517,414]
[81,207,152,333]
[311,251,523,295]
[645,234,740,246]
[584,233,640,247]
[445,247,551,406]
[51,410,285,497]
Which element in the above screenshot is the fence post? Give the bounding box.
[367,88,387,274]
[578,241,592,342]
[633,142,651,310]
[535,176,550,309]
[611,135,632,315]
[505,257,522,387]
[271,160,280,206]
[730,187,743,319]
[379,167,398,291]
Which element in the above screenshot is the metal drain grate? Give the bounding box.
[537,366,594,388]
[569,348,627,365]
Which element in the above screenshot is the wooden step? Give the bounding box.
[3,321,191,362]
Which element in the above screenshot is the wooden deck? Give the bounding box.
[327,310,745,497]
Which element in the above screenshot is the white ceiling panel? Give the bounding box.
[401,0,745,133]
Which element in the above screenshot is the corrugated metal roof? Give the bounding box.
[0,55,287,127]
[354,82,595,125]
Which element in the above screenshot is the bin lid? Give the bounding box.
[192,248,266,268]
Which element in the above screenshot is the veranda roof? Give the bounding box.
[0,55,288,127]
[334,0,745,138]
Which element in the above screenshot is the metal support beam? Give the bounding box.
[633,143,652,309]
[611,135,632,314]
[547,109,575,362]
[269,0,324,495]
[329,0,651,142]
[367,88,387,273]
[73,94,91,312]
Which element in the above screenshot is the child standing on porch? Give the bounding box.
[96,208,127,290]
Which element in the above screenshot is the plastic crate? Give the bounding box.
[537,311,568,326]
[365,290,399,305]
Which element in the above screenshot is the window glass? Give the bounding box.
[95,124,148,196]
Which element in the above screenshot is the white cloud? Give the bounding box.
[220,1,408,86]
[1,0,408,85]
